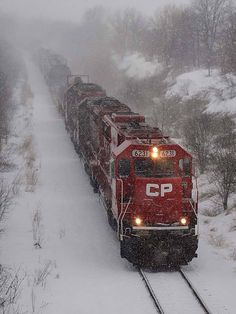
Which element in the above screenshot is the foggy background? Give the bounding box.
[0,0,190,21]
[1,0,236,131]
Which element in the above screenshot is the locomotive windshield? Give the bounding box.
[134,158,175,178]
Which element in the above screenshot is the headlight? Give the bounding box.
[135,217,142,226]
[151,146,158,159]
[180,217,187,226]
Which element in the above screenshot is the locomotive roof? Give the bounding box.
[78,83,104,91]
[68,82,105,95]
[85,96,168,141]
[116,120,165,140]
[100,111,167,140]
[86,96,130,113]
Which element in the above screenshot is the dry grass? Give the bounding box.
[20,136,40,192]
[0,266,25,313]
[25,168,39,192]
[199,190,216,200]
[209,234,228,248]
[19,136,33,155]
[32,209,43,249]
[230,249,236,261]
[11,171,23,197]
[229,219,236,232]
[201,207,220,217]
[0,180,12,226]
[210,227,217,232]
[34,261,53,288]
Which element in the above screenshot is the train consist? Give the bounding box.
[36,50,198,267]
[34,48,71,110]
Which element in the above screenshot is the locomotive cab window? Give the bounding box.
[134,158,174,178]
[179,158,191,176]
[118,159,130,177]
[183,158,191,176]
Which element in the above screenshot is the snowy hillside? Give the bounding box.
[166,69,236,114]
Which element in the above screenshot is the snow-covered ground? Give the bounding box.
[1,54,236,314]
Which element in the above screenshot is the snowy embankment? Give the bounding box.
[0,55,156,314]
[166,69,236,115]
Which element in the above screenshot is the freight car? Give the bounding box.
[34,48,71,110]
[63,75,106,148]
[64,77,199,267]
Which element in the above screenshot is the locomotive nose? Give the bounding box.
[133,177,183,224]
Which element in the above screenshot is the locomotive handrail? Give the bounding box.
[117,178,124,239]
[117,179,132,240]
[189,199,197,218]
[120,198,131,240]
[191,174,199,218]
[117,178,124,212]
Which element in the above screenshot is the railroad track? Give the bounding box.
[138,267,212,314]
[138,268,164,314]
[178,269,211,314]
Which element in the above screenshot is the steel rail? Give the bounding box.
[137,267,165,314]
[179,269,212,314]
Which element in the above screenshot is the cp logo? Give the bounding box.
[146,183,173,197]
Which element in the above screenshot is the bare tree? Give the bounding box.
[209,114,236,211]
[110,8,148,55]
[151,6,199,69]
[0,38,22,156]
[182,108,215,173]
[193,0,228,75]
[219,4,236,73]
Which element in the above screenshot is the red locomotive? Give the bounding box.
[64,76,198,267]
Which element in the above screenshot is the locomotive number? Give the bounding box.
[160,150,176,158]
[132,150,149,158]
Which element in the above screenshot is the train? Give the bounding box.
[35,49,199,267]
[34,48,71,110]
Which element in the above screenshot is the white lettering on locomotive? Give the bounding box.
[132,150,149,157]
[146,183,173,197]
[160,150,176,158]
